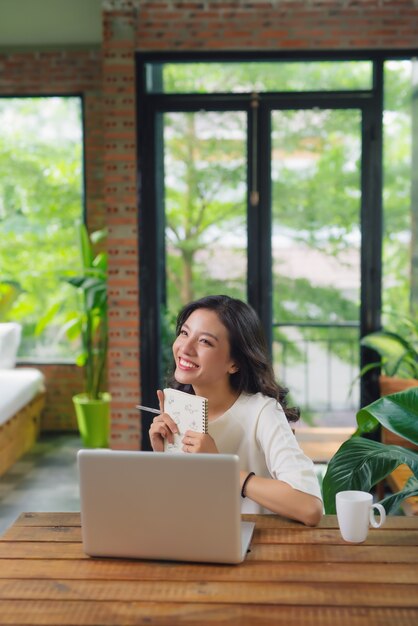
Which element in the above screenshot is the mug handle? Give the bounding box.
[370,503,386,528]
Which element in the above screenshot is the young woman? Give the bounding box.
[149,295,323,526]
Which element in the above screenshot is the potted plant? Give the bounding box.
[60,224,109,447]
[360,314,417,391]
[359,315,417,448]
[322,386,418,515]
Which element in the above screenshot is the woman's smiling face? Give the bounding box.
[172,308,237,393]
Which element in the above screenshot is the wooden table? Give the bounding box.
[0,513,418,625]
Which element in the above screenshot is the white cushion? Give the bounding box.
[0,323,22,368]
[0,367,45,425]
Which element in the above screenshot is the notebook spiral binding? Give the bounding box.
[202,400,208,434]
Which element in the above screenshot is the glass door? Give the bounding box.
[162,110,248,314]
[138,79,377,446]
[270,108,362,426]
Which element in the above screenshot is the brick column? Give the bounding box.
[103,0,141,449]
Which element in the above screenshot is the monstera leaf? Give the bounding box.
[322,387,418,514]
[356,388,418,444]
[322,437,418,514]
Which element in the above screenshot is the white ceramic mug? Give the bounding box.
[336,490,386,543]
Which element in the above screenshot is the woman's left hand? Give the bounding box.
[182,430,218,454]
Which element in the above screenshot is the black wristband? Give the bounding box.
[241,471,255,498]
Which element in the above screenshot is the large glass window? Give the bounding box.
[0,96,84,361]
[146,61,373,94]
[271,109,361,425]
[383,60,416,324]
[163,110,247,313]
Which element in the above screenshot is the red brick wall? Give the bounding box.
[136,0,418,50]
[34,364,84,431]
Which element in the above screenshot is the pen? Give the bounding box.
[135,404,160,415]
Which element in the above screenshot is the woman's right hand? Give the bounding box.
[148,389,179,452]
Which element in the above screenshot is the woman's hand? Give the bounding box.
[148,389,179,452]
[182,430,218,454]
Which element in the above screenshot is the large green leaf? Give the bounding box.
[93,251,107,273]
[356,387,418,445]
[360,329,418,378]
[322,437,418,513]
[63,315,82,341]
[79,223,93,270]
[0,280,23,319]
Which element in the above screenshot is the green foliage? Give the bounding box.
[38,224,108,399]
[382,61,414,312]
[65,225,107,399]
[160,306,177,384]
[356,386,418,444]
[322,387,418,514]
[162,61,372,94]
[0,96,83,358]
[164,110,246,305]
[360,315,418,379]
[271,109,361,255]
[0,280,23,320]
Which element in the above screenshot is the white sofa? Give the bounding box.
[0,323,45,475]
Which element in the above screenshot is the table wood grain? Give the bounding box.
[0,513,417,625]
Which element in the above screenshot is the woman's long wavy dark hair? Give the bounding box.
[168,294,300,423]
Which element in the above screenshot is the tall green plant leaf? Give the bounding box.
[356,387,418,444]
[322,437,418,513]
[0,280,23,320]
[38,223,108,399]
[79,223,93,269]
[34,301,61,335]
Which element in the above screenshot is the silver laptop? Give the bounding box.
[77,449,255,564]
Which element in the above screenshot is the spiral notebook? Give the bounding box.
[163,388,208,453]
